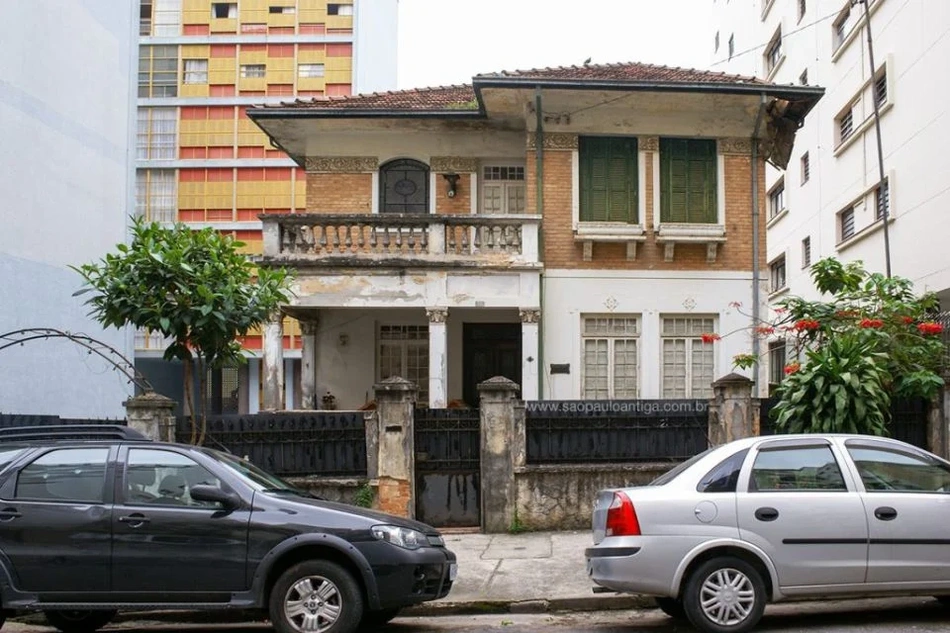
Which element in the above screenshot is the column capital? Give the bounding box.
[426,307,449,324]
[267,310,284,325]
[519,308,541,324]
[299,319,319,336]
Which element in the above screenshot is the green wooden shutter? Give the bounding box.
[580,137,638,223]
[660,138,718,223]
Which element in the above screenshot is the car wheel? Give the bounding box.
[270,560,363,633]
[358,607,400,630]
[43,610,117,633]
[655,597,686,620]
[683,557,766,633]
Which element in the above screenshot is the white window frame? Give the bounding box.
[298,63,326,78]
[269,5,296,14]
[801,236,811,268]
[768,178,785,220]
[183,59,208,85]
[769,254,787,294]
[836,102,856,146]
[480,164,526,215]
[377,325,429,403]
[661,316,717,399]
[768,339,788,386]
[581,316,640,399]
[135,169,177,223]
[211,2,238,18]
[136,108,177,160]
[764,27,783,76]
[800,152,810,184]
[152,0,182,36]
[241,64,266,79]
[328,3,354,16]
[839,205,856,242]
[875,179,890,220]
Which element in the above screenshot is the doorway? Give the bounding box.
[462,323,521,406]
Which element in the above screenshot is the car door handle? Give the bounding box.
[118,513,151,526]
[754,507,780,522]
[874,506,898,521]
[0,507,22,521]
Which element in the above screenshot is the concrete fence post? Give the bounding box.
[708,373,756,446]
[124,391,176,442]
[930,389,948,459]
[373,376,417,518]
[478,376,520,533]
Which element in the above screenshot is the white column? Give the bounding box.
[520,309,540,401]
[262,313,284,411]
[300,318,318,409]
[426,307,448,408]
[284,359,295,410]
[248,358,260,414]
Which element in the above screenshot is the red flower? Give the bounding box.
[755,325,776,335]
[859,318,884,329]
[700,333,722,343]
[901,316,915,325]
[918,322,944,336]
[793,319,821,331]
[784,362,801,375]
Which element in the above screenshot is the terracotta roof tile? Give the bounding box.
[259,84,477,111]
[475,61,762,85]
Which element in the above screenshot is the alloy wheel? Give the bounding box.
[699,567,756,627]
[283,575,343,632]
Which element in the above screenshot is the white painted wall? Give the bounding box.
[353,0,400,93]
[714,0,950,306]
[0,0,136,417]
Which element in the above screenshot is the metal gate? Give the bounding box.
[414,407,480,527]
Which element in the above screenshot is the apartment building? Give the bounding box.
[712,0,950,384]
[134,0,398,413]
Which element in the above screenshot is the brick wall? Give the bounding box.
[434,174,472,215]
[306,172,372,213]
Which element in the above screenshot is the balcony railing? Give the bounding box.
[261,213,540,267]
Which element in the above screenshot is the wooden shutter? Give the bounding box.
[660,138,718,223]
[579,137,638,223]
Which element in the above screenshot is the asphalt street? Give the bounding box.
[7,597,950,633]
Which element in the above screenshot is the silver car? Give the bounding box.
[586,434,950,633]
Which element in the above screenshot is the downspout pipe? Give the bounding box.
[535,86,545,400]
[751,94,767,398]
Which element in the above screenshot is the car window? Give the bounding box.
[125,448,223,508]
[750,445,847,492]
[698,449,749,493]
[15,448,109,503]
[847,445,950,493]
[203,448,300,492]
[650,448,714,486]
[0,447,27,470]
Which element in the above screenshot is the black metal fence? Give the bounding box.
[0,414,126,428]
[413,407,480,474]
[176,411,368,477]
[524,400,709,464]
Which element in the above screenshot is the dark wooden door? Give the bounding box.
[462,323,521,406]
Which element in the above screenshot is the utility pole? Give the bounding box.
[853,0,892,277]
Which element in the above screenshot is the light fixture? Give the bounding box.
[442,173,460,198]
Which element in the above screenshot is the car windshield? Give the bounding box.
[649,448,715,486]
[202,449,309,495]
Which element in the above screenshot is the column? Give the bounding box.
[708,372,755,446]
[519,308,540,401]
[248,358,261,414]
[300,318,318,409]
[373,377,418,518]
[478,376,521,533]
[426,307,448,408]
[284,359,295,410]
[262,312,284,411]
[124,392,177,442]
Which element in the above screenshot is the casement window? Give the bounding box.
[138,45,178,98]
[768,179,785,219]
[874,70,888,107]
[800,152,810,184]
[298,63,326,78]
[770,255,787,293]
[839,206,856,241]
[802,236,811,268]
[833,4,853,50]
[378,325,429,404]
[661,317,716,399]
[581,316,639,399]
[136,108,176,160]
[764,28,783,74]
[140,0,153,35]
[482,165,526,214]
[240,64,267,79]
[147,0,181,36]
[837,104,855,144]
[659,138,718,224]
[211,2,237,18]
[875,179,890,220]
[379,159,429,214]
[183,59,208,84]
[135,169,177,222]
[328,3,354,16]
[768,340,787,386]
[728,34,735,59]
[579,137,639,223]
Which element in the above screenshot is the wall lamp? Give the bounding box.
[442,173,461,198]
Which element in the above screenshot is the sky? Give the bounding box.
[396,0,716,90]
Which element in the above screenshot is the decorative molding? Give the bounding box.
[299,319,319,336]
[603,297,618,312]
[718,138,752,155]
[305,156,379,173]
[639,136,659,152]
[430,156,479,173]
[526,133,579,150]
[683,297,697,311]
[426,308,448,324]
[519,309,541,324]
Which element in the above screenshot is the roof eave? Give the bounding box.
[248,108,486,120]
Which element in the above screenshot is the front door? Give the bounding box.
[111,446,249,600]
[462,323,521,406]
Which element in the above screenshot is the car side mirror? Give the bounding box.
[190,485,240,509]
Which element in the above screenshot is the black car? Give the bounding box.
[0,425,456,633]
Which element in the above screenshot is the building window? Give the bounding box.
[661,317,716,399]
[379,159,429,214]
[140,0,153,35]
[269,5,296,13]
[138,45,178,98]
[581,316,639,399]
[875,179,890,220]
[136,169,177,222]
[328,3,354,16]
[800,152,810,184]
[378,325,429,404]
[204,365,240,415]
[240,64,266,78]
[768,340,787,387]
[579,137,639,223]
[801,236,811,268]
[874,70,888,107]
[728,34,735,59]
[833,5,852,50]
[768,179,785,219]
[839,206,856,241]
[136,108,177,160]
[183,59,208,84]
[837,105,855,144]
[715,31,720,53]
[764,28,783,74]
[212,2,237,18]
[770,255,787,293]
[797,0,806,21]
[799,68,808,85]
[482,165,526,214]
[151,0,181,36]
[298,63,326,78]
[659,138,717,224]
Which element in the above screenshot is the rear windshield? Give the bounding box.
[650,448,714,486]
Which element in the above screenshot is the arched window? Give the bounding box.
[379,159,429,214]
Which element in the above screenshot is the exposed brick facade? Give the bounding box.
[434,174,472,215]
[306,172,372,213]
[376,476,412,518]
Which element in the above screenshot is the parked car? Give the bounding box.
[0,425,456,633]
[587,433,950,633]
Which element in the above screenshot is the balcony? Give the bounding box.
[261,214,541,269]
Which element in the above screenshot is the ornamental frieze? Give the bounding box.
[638,136,659,152]
[718,138,753,155]
[305,156,379,173]
[525,133,579,150]
[430,157,480,173]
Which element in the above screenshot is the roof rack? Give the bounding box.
[0,425,150,443]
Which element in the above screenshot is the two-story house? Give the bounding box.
[247,62,822,410]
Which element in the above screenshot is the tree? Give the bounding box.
[74,217,293,443]
[729,258,945,435]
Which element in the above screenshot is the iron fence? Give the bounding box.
[524,400,709,464]
[414,407,480,474]
[176,411,368,477]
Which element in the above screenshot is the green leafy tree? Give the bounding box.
[74,217,293,443]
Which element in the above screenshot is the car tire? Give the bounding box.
[358,607,401,630]
[654,597,686,620]
[43,610,117,633]
[935,596,950,606]
[270,560,364,633]
[682,556,766,633]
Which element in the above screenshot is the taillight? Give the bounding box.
[605,491,641,537]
